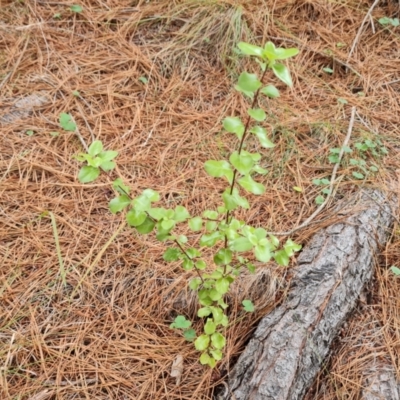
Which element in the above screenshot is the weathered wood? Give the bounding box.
[223,190,395,400]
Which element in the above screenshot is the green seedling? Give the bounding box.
[378,17,399,27]
[74,41,302,368]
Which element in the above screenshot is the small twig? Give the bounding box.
[347,0,380,63]
[269,107,357,236]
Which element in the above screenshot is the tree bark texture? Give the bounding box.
[224,190,395,400]
[362,363,400,400]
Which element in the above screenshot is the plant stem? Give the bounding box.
[174,239,205,284]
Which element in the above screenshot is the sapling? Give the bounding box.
[73,41,301,368]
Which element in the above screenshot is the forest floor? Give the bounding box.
[1,1,400,399]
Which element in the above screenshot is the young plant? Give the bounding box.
[74,41,302,368]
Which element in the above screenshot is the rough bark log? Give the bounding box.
[223,190,395,400]
[362,363,400,400]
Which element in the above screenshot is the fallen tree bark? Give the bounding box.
[223,190,396,400]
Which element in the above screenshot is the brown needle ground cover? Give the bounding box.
[0,0,399,399]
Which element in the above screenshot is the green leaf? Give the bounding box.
[213,249,232,266]
[272,63,293,87]
[200,231,222,247]
[195,334,210,351]
[204,319,216,335]
[230,237,253,252]
[182,258,194,271]
[98,150,118,162]
[70,4,83,13]
[274,47,299,60]
[59,113,76,131]
[199,352,211,365]
[254,244,272,262]
[109,195,131,214]
[135,217,155,234]
[100,160,115,171]
[215,278,230,295]
[184,329,196,342]
[174,205,190,222]
[206,221,217,232]
[163,248,182,261]
[261,85,280,98]
[237,42,263,57]
[78,166,100,183]
[229,151,254,175]
[369,165,379,172]
[390,266,400,276]
[26,130,34,136]
[250,126,275,148]
[242,299,255,312]
[252,165,268,175]
[170,315,191,330]
[352,171,364,180]
[235,72,262,95]
[274,249,290,266]
[203,210,219,219]
[133,196,151,212]
[88,140,103,157]
[72,90,80,97]
[189,216,203,231]
[190,278,202,291]
[262,42,277,61]
[223,117,245,139]
[315,195,325,205]
[211,332,226,350]
[323,67,334,74]
[198,307,212,317]
[246,263,256,273]
[138,76,148,84]
[238,175,265,195]
[248,108,266,122]
[161,219,175,231]
[284,239,302,257]
[126,209,147,227]
[148,207,168,220]
[222,187,249,211]
[204,160,233,183]
[142,189,160,202]
[113,178,130,195]
[195,260,207,270]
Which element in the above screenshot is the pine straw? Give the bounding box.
[0,0,399,398]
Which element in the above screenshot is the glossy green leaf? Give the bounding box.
[204,160,233,183]
[274,47,299,60]
[203,210,219,219]
[200,232,222,247]
[215,278,230,295]
[198,307,212,317]
[195,334,210,351]
[272,63,293,87]
[113,178,130,195]
[250,126,275,148]
[190,278,202,291]
[183,258,194,271]
[142,189,160,202]
[163,248,182,261]
[211,332,226,350]
[208,289,222,301]
[126,209,147,227]
[161,219,175,230]
[237,42,263,57]
[229,151,254,175]
[135,217,155,234]
[274,249,290,266]
[242,299,255,312]
[195,260,207,270]
[238,175,265,195]
[222,187,250,211]
[261,85,280,98]
[109,195,131,214]
[223,117,245,139]
[262,42,277,61]
[98,150,118,162]
[99,160,115,171]
[206,221,217,232]
[170,315,191,329]
[204,319,216,335]
[88,140,103,157]
[174,205,190,222]
[78,166,100,183]
[254,244,272,262]
[235,72,262,95]
[213,249,232,265]
[148,208,168,220]
[189,216,203,231]
[230,237,253,252]
[199,352,211,365]
[247,108,266,122]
